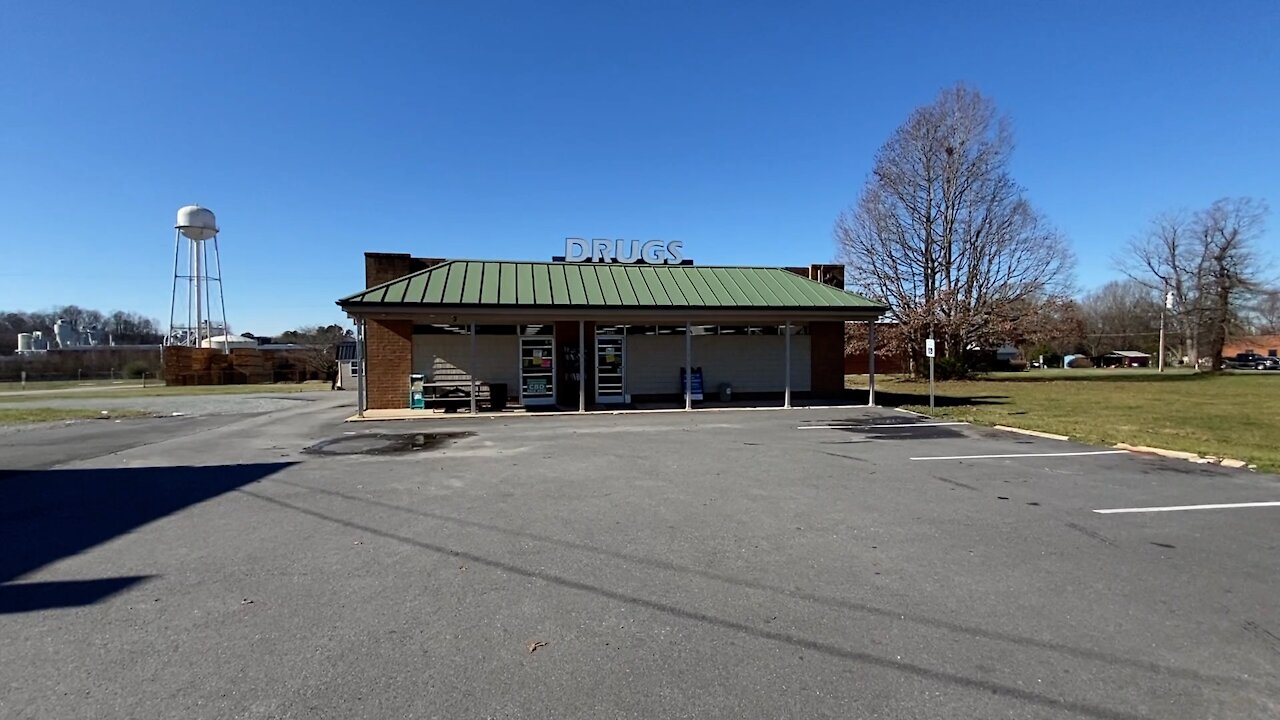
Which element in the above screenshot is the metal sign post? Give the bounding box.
[925,337,936,411]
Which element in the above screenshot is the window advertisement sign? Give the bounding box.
[520,335,555,406]
[596,335,626,404]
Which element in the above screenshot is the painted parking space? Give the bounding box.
[790,408,1280,522]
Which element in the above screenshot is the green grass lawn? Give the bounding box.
[0,407,150,425]
[849,372,1280,472]
[0,380,331,403]
[0,378,149,392]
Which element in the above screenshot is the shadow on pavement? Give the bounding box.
[872,390,1009,408]
[243,479,1262,720]
[0,577,153,614]
[0,462,295,613]
[262,477,1254,692]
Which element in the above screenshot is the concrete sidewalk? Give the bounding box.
[347,398,875,422]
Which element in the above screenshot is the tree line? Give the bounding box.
[838,84,1275,374]
[0,306,164,354]
[275,324,354,378]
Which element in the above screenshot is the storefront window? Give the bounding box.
[619,324,808,335]
[413,324,521,335]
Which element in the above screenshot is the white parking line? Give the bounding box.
[910,450,1130,461]
[798,422,968,430]
[1093,501,1280,514]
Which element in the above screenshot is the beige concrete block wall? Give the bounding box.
[412,334,521,391]
[626,335,810,395]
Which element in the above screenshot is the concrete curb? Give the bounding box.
[993,425,1070,441]
[925,418,1258,471]
[1112,442,1255,470]
[345,402,882,423]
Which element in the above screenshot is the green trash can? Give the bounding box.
[718,382,732,402]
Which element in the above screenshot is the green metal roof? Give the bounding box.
[338,261,885,312]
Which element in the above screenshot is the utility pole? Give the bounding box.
[1159,288,1173,373]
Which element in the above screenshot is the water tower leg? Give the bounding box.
[168,229,182,345]
[194,237,203,345]
[213,236,230,354]
[187,238,195,345]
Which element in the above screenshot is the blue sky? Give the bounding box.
[2,1,1277,334]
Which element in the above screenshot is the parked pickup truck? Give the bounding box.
[1221,352,1277,370]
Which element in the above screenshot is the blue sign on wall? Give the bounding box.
[679,367,704,401]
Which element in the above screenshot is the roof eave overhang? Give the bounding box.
[337,303,888,323]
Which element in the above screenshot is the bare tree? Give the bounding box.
[1250,291,1280,335]
[1118,212,1207,364]
[835,84,1074,374]
[0,306,162,354]
[278,324,353,383]
[1195,198,1270,367]
[1078,279,1161,357]
[1121,200,1271,367]
[1014,295,1086,359]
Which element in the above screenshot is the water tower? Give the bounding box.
[167,205,230,350]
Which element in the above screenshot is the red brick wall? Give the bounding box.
[1223,335,1280,358]
[365,253,446,288]
[809,321,845,395]
[366,318,413,409]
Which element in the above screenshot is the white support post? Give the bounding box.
[469,323,478,415]
[867,320,877,407]
[784,319,792,409]
[578,320,586,413]
[684,321,692,411]
[356,319,366,417]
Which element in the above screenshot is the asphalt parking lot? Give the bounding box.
[2,394,1278,719]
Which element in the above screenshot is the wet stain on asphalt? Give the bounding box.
[303,432,474,456]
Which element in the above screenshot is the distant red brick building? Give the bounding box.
[1223,335,1280,358]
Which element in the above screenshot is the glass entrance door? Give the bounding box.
[596,335,625,404]
[519,335,555,406]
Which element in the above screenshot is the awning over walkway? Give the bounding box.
[338,260,887,321]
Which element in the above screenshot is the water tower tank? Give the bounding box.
[176,205,218,241]
[17,333,32,352]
